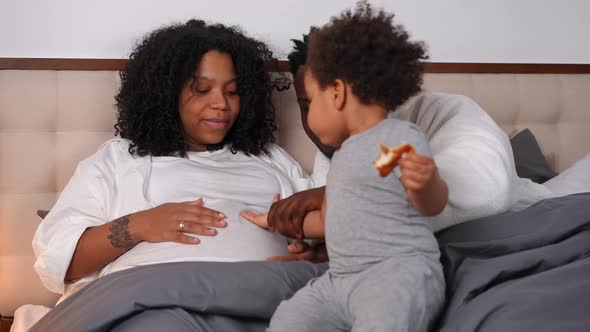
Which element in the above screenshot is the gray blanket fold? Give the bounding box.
[30,261,327,332]
[436,193,590,332]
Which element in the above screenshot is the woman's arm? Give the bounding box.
[34,140,225,292]
[65,214,138,282]
[65,199,226,282]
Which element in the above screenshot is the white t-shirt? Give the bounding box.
[33,138,312,295]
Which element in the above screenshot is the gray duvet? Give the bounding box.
[31,194,590,332]
[435,193,590,331]
[30,261,327,332]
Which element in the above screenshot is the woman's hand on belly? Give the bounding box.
[130,198,227,244]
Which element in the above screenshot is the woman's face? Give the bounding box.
[179,50,240,152]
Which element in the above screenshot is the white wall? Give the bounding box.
[1,0,589,63]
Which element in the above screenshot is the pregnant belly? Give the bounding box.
[106,200,289,274]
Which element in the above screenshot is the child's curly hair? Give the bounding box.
[307,1,428,111]
[115,19,276,157]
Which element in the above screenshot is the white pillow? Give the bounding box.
[543,153,590,197]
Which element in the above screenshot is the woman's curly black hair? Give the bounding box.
[115,19,276,157]
[307,1,428,111]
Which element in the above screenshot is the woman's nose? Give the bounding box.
[210,90,228,110]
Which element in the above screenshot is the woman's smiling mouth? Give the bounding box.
[202,118,230,129]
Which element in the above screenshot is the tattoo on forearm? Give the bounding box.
[108,215,134,249]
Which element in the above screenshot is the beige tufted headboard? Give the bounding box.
[279,72,590,175]
[1,61,590,320]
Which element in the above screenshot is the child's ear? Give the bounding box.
[331,79,347,111]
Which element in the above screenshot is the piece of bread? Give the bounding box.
[374,143,415,177]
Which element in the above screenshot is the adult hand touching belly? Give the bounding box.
[107,199,291,274]
[131,198,226,245]
[64,198,226,282]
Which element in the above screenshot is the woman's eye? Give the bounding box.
[227,91,238,96]
[196,89,209,94]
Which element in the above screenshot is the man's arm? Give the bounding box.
[240,205,325,239]
[266,187,325,239]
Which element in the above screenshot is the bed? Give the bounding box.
[1,60,589,331]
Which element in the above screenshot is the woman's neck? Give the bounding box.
[185,139,208,152]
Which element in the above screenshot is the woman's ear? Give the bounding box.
[331,79,347,111]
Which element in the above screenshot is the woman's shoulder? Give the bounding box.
[263,143,296,163]
[262,143,307,173]
[79,137,138,170]
[264,143,288,155]
[96,137,132,152]
[262,143,311,190]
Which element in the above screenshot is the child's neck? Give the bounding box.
[347,104,388,136]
